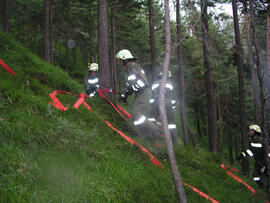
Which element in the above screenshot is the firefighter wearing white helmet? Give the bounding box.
[84,63,99,97]
[249,124,261,134]
[237,124,269,188]
[116,49,162,141]
[116,49,136,60]
[148,70,177,144]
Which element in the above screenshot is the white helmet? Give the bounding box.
[116,49,135,60]
[249,124,261,133]
[88,63,99,71]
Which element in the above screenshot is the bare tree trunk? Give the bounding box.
[242,1,260,124]
[195,101,202,137]
[65,42,69,72]
[49,0,54,64]
[148,0,158,82]
[111,1,118,102]
[89,5,94,63]
[266,2,270,130]
[232,0,249,174]
[43,0,51,63]
[249,0,270,197]
[160,0,186,202]
[82,48,88,70]
[216,79,223,154]
[200,0,218,153]
[193,79,207,138]
[58,39,61,65]
[235,135,239,162]
[201,99,207,137]
[73,48,77,64]
[176,0,190,145]
[2,0,11,33]
[98,0,111,90]
[228,131,233,164]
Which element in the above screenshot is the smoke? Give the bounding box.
[37,151,84,200]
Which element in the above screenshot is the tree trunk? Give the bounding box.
[73,48,76,64]
[217,79,223,154]
[2,0,11,33]
[195,101,202,137]
[58,39,61,65]
[176,0,190,145]
[200,0,218,153]
[89,5,94,63]
[160,0,186,202]
[232,0,249,174]
[228,130,233,164]
[98,0,111,90]
[49,0,54,64]
[235,135,239,162]
[201,100,207,137]
[193,79,207,137]
[85,48,89,70]
[43,0,51,63]
[148,0,158,82]
[266,2,270,130]
[65,38,69,72]
[111,1,118,102]
[249,0,270,197]
[243,1,260,124]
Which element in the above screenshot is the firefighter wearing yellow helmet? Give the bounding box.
[237,124,270,188]
[116,49,162,141]
[149,70,177,144]
[88,62,99,72]
[84,63,99,97]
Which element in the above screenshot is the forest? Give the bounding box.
[1,0,270,202]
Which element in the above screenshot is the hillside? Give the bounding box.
[0,32,268,202]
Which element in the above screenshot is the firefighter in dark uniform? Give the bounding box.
[84,63,99,97]
[116,49,162,141]
[148,71,177,144]
[237,124,270,187]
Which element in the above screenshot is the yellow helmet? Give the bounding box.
[159,70,172,78]
[88,63,99,71]
[168,70,172,78]
[116,49,135,60]
[249,124,261,133]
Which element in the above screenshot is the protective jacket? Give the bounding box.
[149,78,177,143]
[120,62,161,141]
[84,73,99,97]
[121,62,149,97]
[150,78,176,110]
[240,135,268,186]
[241,136,265,167]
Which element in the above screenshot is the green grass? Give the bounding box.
[0,31,268,202]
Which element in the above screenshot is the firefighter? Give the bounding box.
[237,124,270,187]
[84,63,99,97]
[116,49,162,141]
[148,71,177,144]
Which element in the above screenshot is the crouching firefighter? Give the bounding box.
[237,124,270,187]
[84,63,99,97]
[149,71,177,144]
[116,49,162,141]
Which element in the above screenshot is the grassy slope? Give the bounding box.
[0,32,267,202]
